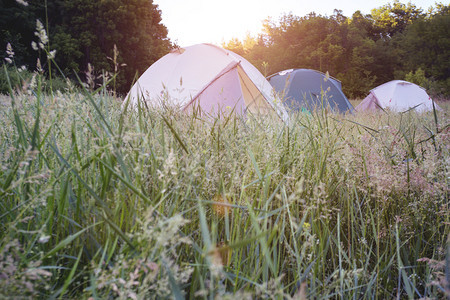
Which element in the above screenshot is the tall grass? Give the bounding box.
[0,80,448,298]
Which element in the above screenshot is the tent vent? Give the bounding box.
[279,69,294,76]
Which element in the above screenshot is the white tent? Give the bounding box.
[125,43,288,121]
[356,80,440,113]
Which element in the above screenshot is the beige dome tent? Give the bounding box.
[125,43,288,121]
[356,80,440,113]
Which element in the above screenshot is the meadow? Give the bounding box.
[0,79,448,299]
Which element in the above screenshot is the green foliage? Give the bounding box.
[0,0,37,67]
[224,2,450,98]
[53,0,172,93]
[0,63,78,95]
[0,64,32,94]
[396,10,450,96]
[0,85,448,298]
[0,1,448,297]
[370,0,424,37]
[2,1,448,97]
[225,10,380,98]
[405,68,434,91]
[0,0,171,94]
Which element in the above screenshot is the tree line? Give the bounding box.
[1,0,171,94]
[224,1,450,98]
[1,0,449,98]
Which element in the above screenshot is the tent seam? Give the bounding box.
[182,61,240,111]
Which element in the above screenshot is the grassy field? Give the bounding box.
[0,85,448,299]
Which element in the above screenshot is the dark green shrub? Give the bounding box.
[0,63,79,95]
[0,64,33,94]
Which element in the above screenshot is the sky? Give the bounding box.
[153,0,439,46]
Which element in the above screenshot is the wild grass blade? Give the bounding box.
[51,247,83,299]
[43,222,102,259]
[161,114,190,154]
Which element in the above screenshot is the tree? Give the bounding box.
[397,6,450,95]
[370,0,424,38]
[230,11,380,98]
[337,13,378,97]
[0,0,41,67]
[53,0,171,93]
[0,0,172,94]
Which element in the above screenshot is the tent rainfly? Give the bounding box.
[124,43,288,121]
[267,68,354,113]
[356,80,440,113]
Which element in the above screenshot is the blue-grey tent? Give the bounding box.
[267,69,354,113]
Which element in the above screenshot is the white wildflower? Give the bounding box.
[6,43,14,57]
[34,20,48,46]
[47,50,56,60]
[40,34,48,46]
[38,235,50,243]
[155,214,189,247]
[35,19,44,33]
[30,73,37,89]
[31,41,38,51]
[36,58,43,73]
[358,237,367,245]
[194,290,208,298]
[4,57,12,64]
[27,74,37,95]
[15,0,29,6]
